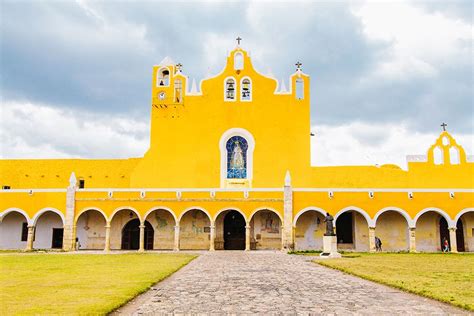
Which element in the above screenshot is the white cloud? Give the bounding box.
[311,122,473,170]
[0,102,149,159]
[353,1,471,81]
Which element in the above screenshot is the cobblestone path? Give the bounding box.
[121,251,466,315]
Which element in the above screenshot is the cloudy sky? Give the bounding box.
[1,0,472,169]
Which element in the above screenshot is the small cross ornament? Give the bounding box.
[295,61,302,71]
[441,122,447,131]
[176,63,183,72]
[236,37,242,45]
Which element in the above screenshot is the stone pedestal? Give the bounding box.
[320,235,341,258]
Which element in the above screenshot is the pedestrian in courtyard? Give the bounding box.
[442,237,449,252]
[375,236,382,252]
[75,237,81,251]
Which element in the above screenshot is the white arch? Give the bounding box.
[213,207,247,222]
[454,208,474,224]
[0,208,31,225]
[334,206,375,227]
[32,208,65,226]
[177,207,212,224]
[75,207,108,225]
[293,207,328,226]
[109,206,141,223]
[373,207,414,228]
[219,127,256,187]
[249,207,283,223]
[143,207,177,224]
[413,207,455,228]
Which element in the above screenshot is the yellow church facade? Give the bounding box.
[1,43,473,253]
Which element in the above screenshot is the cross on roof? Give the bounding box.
[176,63,183,71]
[236,37,242,45]
[441,122,448,131]
[296,61,302,70]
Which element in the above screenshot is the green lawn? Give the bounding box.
[0,253,196,315]
[316,253,474,311]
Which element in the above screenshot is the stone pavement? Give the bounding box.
[116,251,467,315]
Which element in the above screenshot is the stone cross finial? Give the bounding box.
[69,172,77,188]
[295,61,302,71]
[441,122,447,131]
[236,36,242,45]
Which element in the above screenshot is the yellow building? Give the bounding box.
[1,42,473,253]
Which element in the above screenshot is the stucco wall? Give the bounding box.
[76,211,106,250]
[34,212,63,249]
[416,212,440,252]
[375,212,409,251]
[146,210,175,250]
[460,212,474,252]
[294,211,324,251]
[110,210,138,250]
[0,212,27,249]
[250,211,281,250]
[179,210,210,250]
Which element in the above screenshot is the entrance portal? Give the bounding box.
[224,210,246,250]
[52,228,63,249]
[121,219,154,250]
[439,217,450,249]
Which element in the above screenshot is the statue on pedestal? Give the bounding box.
[324,213,335,236]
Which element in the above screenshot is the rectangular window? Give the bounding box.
[2,185,11,190]
[21,222,28,241]
[79,179,85,189]
[295,79,304,100]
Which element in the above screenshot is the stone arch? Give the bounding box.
[249,208,282,250]
[178,207,211,250]
[454,208,474,224]
[454,208,474,252]
[214,208,247,250]
[0,208,30,249]
[335,206,374,227]
[374,207,414,228]
[108,207,142,250]
[32,208,65,249]
[293,207,327,226]
[414,207,454,228]
[143,207,177,250]
[293,207,327,251]
[75,207,108,225]
[374,207,411,251]
[75,208,108,250]
[32,208,65,226]
[213,207,247,222]
[0,208,31,225]
[109,206,141,223]
[334,206,371,252]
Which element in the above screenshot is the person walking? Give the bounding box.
[375,236,382,252]
[442,237,450,252]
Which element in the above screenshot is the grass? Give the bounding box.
[0,253,196,315]
[316,252,474,311]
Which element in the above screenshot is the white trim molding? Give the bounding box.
[213,207,247,222]
[109,206,141,223]
[143,207,177,224]
[293,206,327,226]
[0,208,32,225]
[454,208,474,224]
[32,208,66,226]
[75,207,108,224]
[413,207,455,228]
[373,207,415,228]
[177,207,212,224]
[219,128,256,188]
[248,207,283,223]
[334,206,375,228]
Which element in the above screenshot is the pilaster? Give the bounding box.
[245,224,251,251]
[25,225,35,251]
[139,224,145,252]
[104,224,111,251]
[174,225,180,251]
[409,227,416,252]
[449,227,458,253]
[282,171,293,250]
[63,172,77,251]
[209,223,215,251]
[368,227,376,252]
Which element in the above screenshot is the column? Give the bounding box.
[245,224,251,251]
[104,224,111,252]
[63,172,77,251]
[174,225,180,251]
[449,227,458,253]
[25,225,35,251]
[139,224,145,252]
[368,227,376,252]
[282,170,294,250]
[409,227,416,253]
[209,223,215,251]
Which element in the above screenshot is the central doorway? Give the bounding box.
[121,219,154,250]
[224,210,246,250]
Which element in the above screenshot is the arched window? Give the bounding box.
[241,77,251,101]
[225,78,236,101]
[157,68,170,87]
[449,147,460,165]
[433,146,443,165]
[174,79,182,103]
[234,52,244,70]
[226,136,248,179]
[295,79,304,100]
